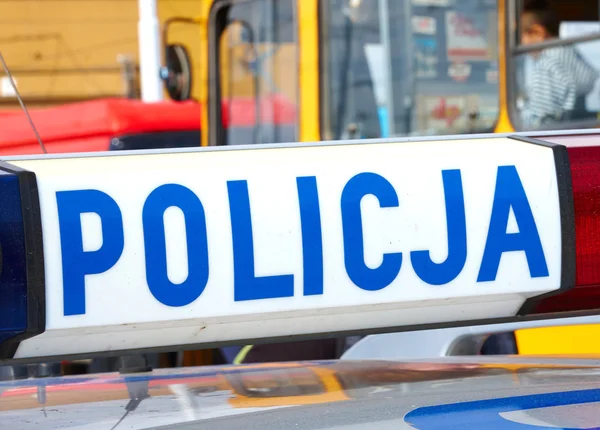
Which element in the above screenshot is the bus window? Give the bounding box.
[320,0,499,140]
[509,0,600,131]
[214,0,298,145]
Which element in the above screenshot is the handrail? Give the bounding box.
[513,32,600,55]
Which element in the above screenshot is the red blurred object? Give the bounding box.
[531,143,600,314]
[0,96,297,155]
[0,98,201,155]
[220,94,297,127]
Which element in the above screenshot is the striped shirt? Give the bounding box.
[522,45,599,127]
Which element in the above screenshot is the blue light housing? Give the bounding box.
[0,172,27,344]
[0,163,45,360]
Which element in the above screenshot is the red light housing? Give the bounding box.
[527,139,600,314]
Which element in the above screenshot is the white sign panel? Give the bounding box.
[445,11,491,61]
[412,16,437,35]
[0,77,17,98]
[9,137,565,359]
[411,0,450,6]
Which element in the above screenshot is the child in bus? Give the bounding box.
[519,0,599,127]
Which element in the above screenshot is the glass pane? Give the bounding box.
[322,0,499,140]
[219,0,298,145]
[513,37,600,130]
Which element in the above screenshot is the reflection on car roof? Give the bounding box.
[2,358,600,429]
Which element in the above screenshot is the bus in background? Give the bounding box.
[5,0,595,146]
[201,0,600,148]
[8,0,596,146]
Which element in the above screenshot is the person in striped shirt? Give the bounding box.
[519,1,599,128]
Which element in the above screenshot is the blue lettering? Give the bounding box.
[56,189,124,316]
[411,169,467,285]
[478,165,548,282]
[228,180,294,301]
[341,172,402,291]
[297,176,323,296]
[142,184,209,307]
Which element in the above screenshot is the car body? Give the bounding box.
[2,357,600,429]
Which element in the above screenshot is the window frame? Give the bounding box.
[506,0,600,131]
[208,0,301,146]
[318,0,332,141]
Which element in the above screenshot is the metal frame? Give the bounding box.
[207,0,301,147]
[3,127,600,162]
[513,32,600,56]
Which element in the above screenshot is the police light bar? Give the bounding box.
[0,135,582,363]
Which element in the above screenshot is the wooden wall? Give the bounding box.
[0,0,204,108]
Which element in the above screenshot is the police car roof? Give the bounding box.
[2,129,600,364]
[2,357,600,429]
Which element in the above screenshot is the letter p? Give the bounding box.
[56,190,124,316]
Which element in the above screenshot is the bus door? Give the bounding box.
[208,0,299,146]
[319,0,500,140]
